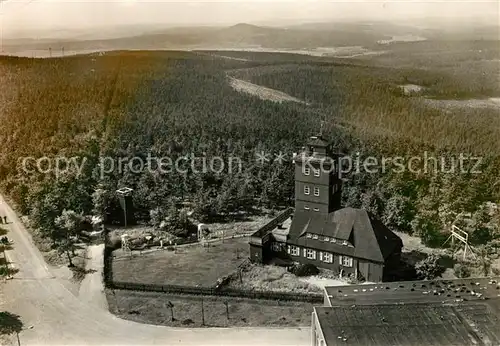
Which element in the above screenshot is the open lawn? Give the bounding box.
[112,238,249,287]
[106,290,314,328]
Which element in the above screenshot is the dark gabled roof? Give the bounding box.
[288,207,402,263]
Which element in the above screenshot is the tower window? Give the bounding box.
[313,208,319,212]
[314,169,320,177]
[304,205,310,210]
[304,167,310,175]
[304,186,310,195]
[314,187,320,196]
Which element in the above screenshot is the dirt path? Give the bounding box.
[79,244,108,311]
[0,194,310,346]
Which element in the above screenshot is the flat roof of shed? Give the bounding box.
[315,299,500,346]
[324,277,500,306]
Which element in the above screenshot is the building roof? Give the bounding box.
[288,207,402,263]
[324,277,500,306]
[314,300,500,346]
[307,135,330,148]
[317,277,500,346]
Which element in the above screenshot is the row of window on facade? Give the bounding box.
[304,185,320,196]
[271,243,353,267]
[303,184,338,197]
[303,167,320,177]
[305,233,351,246]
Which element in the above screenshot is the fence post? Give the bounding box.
[201,297,205,326]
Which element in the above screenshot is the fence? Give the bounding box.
[109,281,323,303]
[103,226,322,303]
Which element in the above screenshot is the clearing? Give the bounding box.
[228,77,308,104]
[399,84,424,95]
[423,97,500,110]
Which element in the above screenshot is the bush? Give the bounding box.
[415,254,446,280]
[453,263,471,278]
[107,235,122,250]
[291,263,319,277]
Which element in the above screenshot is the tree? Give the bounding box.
[56,237,79,267]
[412,212,446,248]
[91,186,113,222]
[477,247,492,276]
[149,207,166,230]
[54,210,84,267]
[382,195,415,233]
[453,263,471,278]
[415,254,445,280]
[192,190,218,223]
[54,210,84,236]
[0,228,13,278]
[0,311,23,346]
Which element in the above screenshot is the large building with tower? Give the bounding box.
[249,135,403,282]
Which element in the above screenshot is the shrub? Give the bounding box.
[415,254,445,280]
[182,319,194,325]
[291,263,319,277]
[453,263,471,278]
[107,235,122,250]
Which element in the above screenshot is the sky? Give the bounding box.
[1,0,499,38]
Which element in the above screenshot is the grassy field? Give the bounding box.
[112,238,249,287]
[228,263,322,294]
[106,290,314,327]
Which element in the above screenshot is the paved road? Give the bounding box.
[0,195,310,346]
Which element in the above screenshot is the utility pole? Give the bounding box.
[62,46,64,57]
[116,187,134,228]
[224,301,229,320]
[167,301,174,322]
[201,297,205,326]
[123,201,127,228]
[49,47,52,58]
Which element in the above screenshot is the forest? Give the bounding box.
[0,48,498,257]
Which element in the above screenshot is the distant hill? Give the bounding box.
[2,21,498,55]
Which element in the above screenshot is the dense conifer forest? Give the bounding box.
[0,49,498,250]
